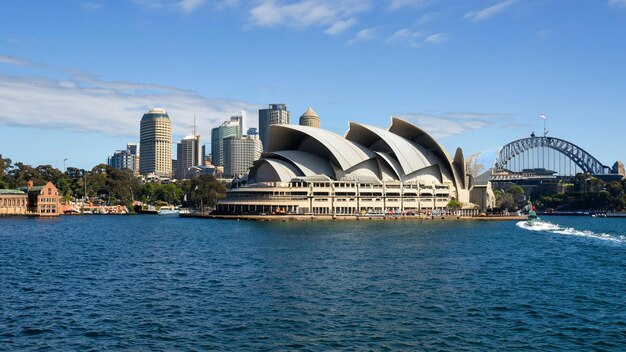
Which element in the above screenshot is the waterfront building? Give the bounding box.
[217,117,495,215]
[0,181,62,216]
[259,104,289,152]
[223,134,263,178]
[107,143,139,174]
[211,116,242,166]
[176,134,202,179]
[139,108,172,178]
[299,107,320,128]
[0,189,27,216]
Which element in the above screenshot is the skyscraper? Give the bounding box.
[211,116,242,166]
[258,104,289,152]
[127,142,139,173]
[299,107,320,128]
[139,108,172,178]
[223,134,262,178]
[176,134,201,179]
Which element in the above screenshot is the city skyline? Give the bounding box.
[1,0,626,170]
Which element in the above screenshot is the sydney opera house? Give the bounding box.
[216,116,494,215]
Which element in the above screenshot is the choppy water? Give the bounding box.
[1,216,625,351]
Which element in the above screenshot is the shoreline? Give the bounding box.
[180,213,526,222]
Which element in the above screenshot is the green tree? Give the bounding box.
[186,175,226,213]
[156,183,184,205]
[447,198,462,209]
[495,189,515,211]
[606,181,623,198]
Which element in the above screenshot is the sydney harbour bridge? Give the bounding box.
[491,131,623,182]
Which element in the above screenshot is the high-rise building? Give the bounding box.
[176,134,201,179]
[259,104,289,152]
[107,143,139,173]
[223,134,262,178]
[211,116,242,166]
[139,108,172,178]
[127,142,139,173]
[299,107,320,128]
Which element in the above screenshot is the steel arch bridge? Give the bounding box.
[495,136,610,176]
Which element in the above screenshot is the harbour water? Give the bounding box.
[1,216,625,351]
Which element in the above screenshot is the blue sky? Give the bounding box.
[1,0,626,171]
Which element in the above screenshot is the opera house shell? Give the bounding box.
[216,117,492,215]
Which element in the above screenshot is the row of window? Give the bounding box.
[1,197,26,207]
[39,205,57,214]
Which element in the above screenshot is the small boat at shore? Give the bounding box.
[158,205,180,216]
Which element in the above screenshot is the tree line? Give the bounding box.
[494,174,626,212]
[0,155,226,212]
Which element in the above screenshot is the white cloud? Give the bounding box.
[324,17,357,35]
[0,55,32,67]
[179,0,205,13]
[395,112,509,138]
[608,0,626,7]
[386,28,423,47]
[464,0,517,22]
[0,72,262,140]
[348,27,378,44]
[132,0,206,13]
[386,28,447,47]
[249,0,371,33]
[425,32,449,43]
[388,0,436,11]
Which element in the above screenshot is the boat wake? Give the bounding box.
[516,220,626,244]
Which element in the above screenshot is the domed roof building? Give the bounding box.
[216,117,493,216]
[299,107,320,128]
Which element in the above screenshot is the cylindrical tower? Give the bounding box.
[299,107,320,128]
[139,108,172,178]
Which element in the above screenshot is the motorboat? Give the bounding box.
[158,205,180,216]
[527,209,539,226]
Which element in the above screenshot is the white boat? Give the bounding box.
[158,206,180,215]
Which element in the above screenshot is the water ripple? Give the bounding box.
[1,216,625,350]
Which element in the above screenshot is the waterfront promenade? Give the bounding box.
[181,213,525,221]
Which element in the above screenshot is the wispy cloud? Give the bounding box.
[249,0,371,34]
[178,0,205,13]
[386,28,423,47]
[348,27,378,44]
[608,0,626,7]
[425,32,449,43]
[0,55,35,67]
[396,111,511,138]
[324,17,358,35]
[0,59,262,139]
[132,0,207,13]
[388,0,436,11]
[464,0,517,22]
[386,28,448,47]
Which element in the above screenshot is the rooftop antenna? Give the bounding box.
[193,114,197,136]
